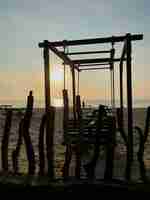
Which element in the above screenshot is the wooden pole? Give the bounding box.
[119,60,124,129]
[43,40,54,178]
[38,114,46,175]
[71,67,76,121]
[39,34,143,47]
[43,40,51,109]
[126,33,133,181]
[23,91,35,175]
[110,48,115,110]
[1,109,12,172]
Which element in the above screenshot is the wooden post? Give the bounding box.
[12,91,35,175]
[38,114,46,175]
[62,89,72,179]
[104,116,116,180]
[110,48,115,110]
[23,91,35,175]
[63,89,69,144]
[119,61,124,129]
[71,67,76,121]
[1,109,12,172]
[12,119,23,174]
[43,40,55,178]
[43,40,51,109]
[126,33,133,181]
[75,95,82,179]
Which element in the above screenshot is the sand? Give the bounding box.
[0,107,149,181]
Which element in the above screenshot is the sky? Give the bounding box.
[0,0,149,107]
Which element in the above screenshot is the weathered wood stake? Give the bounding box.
[1,109,12,172]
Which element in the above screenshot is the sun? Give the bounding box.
[51,69,63,81]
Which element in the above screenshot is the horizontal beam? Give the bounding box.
[79,67,110,71]
[66,50,110,55]
[39,34,143,47]
[41,40,79,71]
[72,58,126,65]
[79,63,110,67]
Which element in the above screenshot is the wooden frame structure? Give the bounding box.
[39,33,143,180]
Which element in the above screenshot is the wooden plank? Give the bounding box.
[66,50,110,55]
[39,34,143,47]
[73,58,126,65]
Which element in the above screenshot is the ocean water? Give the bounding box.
[0,107,150,180]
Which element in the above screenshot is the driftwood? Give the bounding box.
[38,114,46,175]
[12,119,23,174]
[1,109,12,172]
[12,91,35,175]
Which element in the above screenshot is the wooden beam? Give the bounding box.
[39,34,143,47]
[79,67,110,71]
[79,63,110,67]
[73,58,125,65]
[41,40,79,71]
[66,50,110,55]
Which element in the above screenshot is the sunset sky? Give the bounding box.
[0,0,149,107]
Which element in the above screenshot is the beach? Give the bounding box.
[0,107,149,181]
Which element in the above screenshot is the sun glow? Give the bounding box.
[51,69,63,81]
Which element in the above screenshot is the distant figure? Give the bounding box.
[82,100,85,108]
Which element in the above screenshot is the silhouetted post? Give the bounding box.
[12,91,35,175]
[119,61,124,130]
[110,48,115,111]
[12,119,23,174]
[126,33,133,181]
[62,89,72,179]
[63,89,69,144]
[75,95,82,178]
[38,114,46,175]
[104,116,116,180]
[1,109,12,172]
[46,106,55,178]
[71,67,76,121]
[43,40,55,178]
[23,91,35,175]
